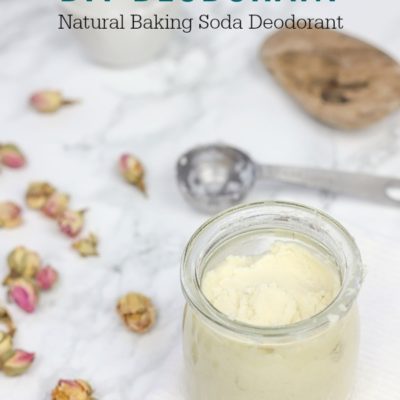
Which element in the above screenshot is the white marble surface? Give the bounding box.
[1,0,400,399]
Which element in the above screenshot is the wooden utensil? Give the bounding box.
[261,29,400,130]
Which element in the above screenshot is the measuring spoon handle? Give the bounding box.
[258,164,400,206]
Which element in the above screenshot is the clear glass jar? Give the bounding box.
[181,202,364,400]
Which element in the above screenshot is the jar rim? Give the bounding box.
[181,201,363,340]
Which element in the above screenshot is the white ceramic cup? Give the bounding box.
[59,0,179,68]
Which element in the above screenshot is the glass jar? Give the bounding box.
[59,0,179,67]
[181,202,364,400]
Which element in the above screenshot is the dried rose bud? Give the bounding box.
[0,144,26,169]
[119,153,147,195]
[36,266,58,291]
[2,349,35,376]
[52,379,94,400]
[0,202,22,229]
[8,279,38,314]
[26,182,56,209]
[57,209,85,238]
[0,332,14,363]
[7,247,26,273]
[29,90,76,114]
[117,292,156,334]
[72,233,98,257]
[0,307,16,337]
[6,246,41,281]
[42,192,69,219]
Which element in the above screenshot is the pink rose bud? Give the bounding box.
[0,144,26,169]
[42,192,69,219]
[0,201,22,229]
[57,209,85,238]
[36,266,58,291]
[29,90,76,113]
[8,279,38,314]
[119,153,147,194]
[2,349,35,376]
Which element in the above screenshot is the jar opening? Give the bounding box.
[181,201,363,341]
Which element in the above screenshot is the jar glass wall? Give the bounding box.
[181,202,363,400]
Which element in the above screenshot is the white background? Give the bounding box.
[1,0,400,398]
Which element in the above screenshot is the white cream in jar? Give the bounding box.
[202,242,340,327]
[181,202,363,400]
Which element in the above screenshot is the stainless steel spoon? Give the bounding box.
[176,144,400,214]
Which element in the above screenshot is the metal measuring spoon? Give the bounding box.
[176,144,400,214]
